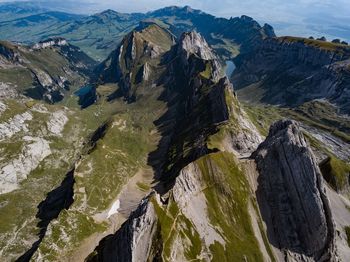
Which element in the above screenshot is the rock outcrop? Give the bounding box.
[0,41,22,65]
[86,197,159,262]
[253,120,336,261]
[94,23,174,102]
[32,37,68,50]
[173,161,225,249]
[177,31,216,61]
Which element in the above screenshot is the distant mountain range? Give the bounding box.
[0,4,275,61]
[0,3,350,262]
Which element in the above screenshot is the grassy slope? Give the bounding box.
[198,152,264,261]
[278,36,350,53]
[35,85,167,260]
[0,41,88,98]
[242,101,350,143]
[320,156,350,192]
[151,152,270,261]
[0,96,115,260]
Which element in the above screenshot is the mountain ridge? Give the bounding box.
[0,4,349,262]
[0,4,275,60]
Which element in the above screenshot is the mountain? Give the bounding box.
[0,5,350,262]
[0,37,96,103]
[0,2,50,22]
[231,35,350,150]
[233,36,350,113]
[0,5,274,61]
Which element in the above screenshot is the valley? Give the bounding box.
[0,3,349,262]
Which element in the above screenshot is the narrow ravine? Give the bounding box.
[17,169,75,262]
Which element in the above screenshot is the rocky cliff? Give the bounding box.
[253,120,336,261]
[87,196,159,262]
[32,37,68,49]
[0,39,95,103]
[232,36,350,114]
[94,23,175,102]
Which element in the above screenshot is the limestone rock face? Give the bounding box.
[233,37,350,114]
[94,23,174,101]
[32,37,68,50]
[253,120,336,261]
[178,31,215,61]
[173,162,225,248]
[87,197,158,262]
[174,31,221,82]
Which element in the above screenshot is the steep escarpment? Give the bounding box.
[0,38,95,103]
[94,23,175,102]
[252,120,336,261]
[148,30,231,184]
[233,36,350,114]
[86,196,159,262]
[17,169,75,262]
[86,29,272,262]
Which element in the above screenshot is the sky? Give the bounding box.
[1,0,350,41]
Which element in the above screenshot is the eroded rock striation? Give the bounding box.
[87,197,159,262]
[94,23,175,102]
[233,37,350,114]
[253,120,336,261]
[0,39,95,103]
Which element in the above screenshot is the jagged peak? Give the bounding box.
[253,119,336,259]
[99,9,118,15]
[177,31,215,60]
[262,23,276,38]
[149,5,201,15]
[267,119,298,137]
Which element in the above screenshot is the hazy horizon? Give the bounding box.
[1,0,350,41]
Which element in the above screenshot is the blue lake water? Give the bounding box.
[225,61,236,78]
[75,85,93,97]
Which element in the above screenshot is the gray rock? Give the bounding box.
[232,37,350,114]
[32,37,68,50]
[177,31,216,61]
[86,196,159,262]
[253,120,336,261]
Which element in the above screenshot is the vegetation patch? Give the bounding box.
[320,156,350,192]
[196,152,264,261]
[278,36,350,53]
[345,226,350,247]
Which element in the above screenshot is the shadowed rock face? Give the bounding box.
[232,37,350,114]
[253,120,336,261]
[86,197,159,262]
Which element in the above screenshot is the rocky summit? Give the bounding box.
[0,3,350,262]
